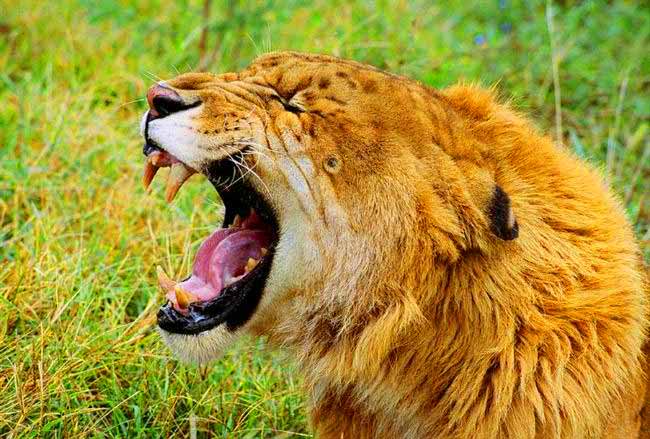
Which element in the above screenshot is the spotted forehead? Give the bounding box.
[241,51,403,99]
[165,52,411,104]
[166,71,239,90]
[164,52,435,141]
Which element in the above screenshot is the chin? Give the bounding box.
[158,324,239,365]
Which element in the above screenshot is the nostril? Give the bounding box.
[152,94,185,116]
[147,84,199,119]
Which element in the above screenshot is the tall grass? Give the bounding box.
[1,0,648,437]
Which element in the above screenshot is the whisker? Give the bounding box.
[239,147,273,162]
[225,155,272,197]
[116,97,146,110]
[227,158,252,191]
[242,162,272,197]
[232,140,287,159]
[229,157,238,186]
[143,70,166,82]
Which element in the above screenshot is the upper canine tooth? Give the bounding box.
[174,285,196,309]
[143,159,159,190]
[260,247,268,256]
[165,163,195,203]
[231,214,242,228]
[245,257,259,273]
[156,265,175,293]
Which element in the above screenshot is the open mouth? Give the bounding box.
[143,142,278,335]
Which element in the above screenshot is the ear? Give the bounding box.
[488,186,518,240]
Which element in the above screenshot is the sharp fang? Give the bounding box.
[261,247,268,256]
[156,265,175,293]
[165,163,195,203]
[245,257,259,273]
[231,214,242,228]
[143,160,159,190]
[174,285,196,309]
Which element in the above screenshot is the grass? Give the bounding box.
[0,0,648,437]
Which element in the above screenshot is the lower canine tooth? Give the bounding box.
[261,247,268,256]
[245,257,259,273]
[156,266,175,293]
[166,163,195,203]
[174,285,196,309]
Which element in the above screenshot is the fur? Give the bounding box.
[150,52,649,438]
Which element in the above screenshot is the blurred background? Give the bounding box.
[1,0,648,437]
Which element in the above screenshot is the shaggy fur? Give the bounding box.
[150,52,649,438]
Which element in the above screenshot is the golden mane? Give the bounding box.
[152,52,649,438]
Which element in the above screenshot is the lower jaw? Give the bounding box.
[158,324,238,365]
[157,244,275,335]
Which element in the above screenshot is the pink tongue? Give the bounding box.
[166,222,272,306]
[207,230,270,292]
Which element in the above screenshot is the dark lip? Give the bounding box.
[156,245,275,335]
[143,112,165,157]
[155,154,279,335]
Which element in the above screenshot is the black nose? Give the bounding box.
[147,84,195,119]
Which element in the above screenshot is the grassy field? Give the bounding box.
[1,0,648,437]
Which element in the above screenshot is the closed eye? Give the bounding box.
[276,95,305,114]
